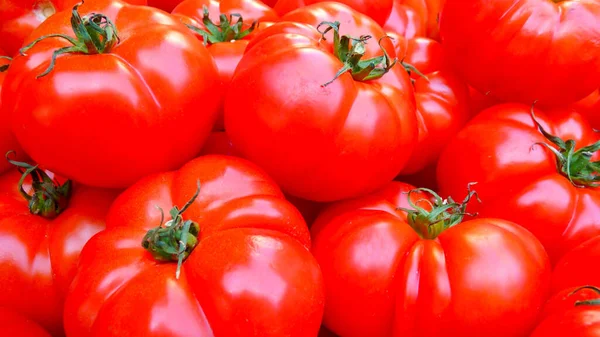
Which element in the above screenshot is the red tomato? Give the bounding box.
[0,50,26,174]
[0,159,118,336]
[552,236,600,293]
[0,308,52,337]
[395,37,470,177]
[541,286,600,320]
[440,0,600,107]
[2,0,220,188]
[397,0,443,40]
[274,0,393,26]
[225,19,417,202]
[382,1,425,39]
[572,89,600,130]
[438,104,600,264]
[64,155,325,337]
[148,0,184,12]
[468,86,499,117]
[0,0,147,56]
[311,182,551,337]
[199,131,241,156]
[173,0,278,130]
[531,286,600,337]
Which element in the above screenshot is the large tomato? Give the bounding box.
[397,0,443,40]
[439,0,600,107]
[531,286,600,337]
[572,89,600,131]
[311,181,551,337]
[273,0,393,26]
[382,0,425,39]
[2,0,220,188]
[0,50,26,174]
[0,307,52,337]
[0,0,147,56]
[173,0,278,130]
[552,235,600,293]
[64,155,325,337]
[438,104,600,264]
[225,19,417,202]
[0,158,118,336]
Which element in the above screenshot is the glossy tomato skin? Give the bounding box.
[0,0,147,56]
[0,49,26,174]
[311,181,551,337]
[540,286,600,320]
[0,169,118,336]
[2,0,220,188]
[274,0,393,26]
[552,236,600,294]
[398,0,444,40]
[173,0,279,130]
[225,20,417,202]
[440,0,600,107]
[572,89,600,130]
[438,104,600,264]
[382,1,425,39]
[0,308,52,337]
[64,155,325,337]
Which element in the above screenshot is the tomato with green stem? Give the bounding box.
[438,104,600,264]
[273,0,393,26]
[311,182,551,337]
[225,20,417,202]
[64,155,324,337]
[2,0,220,188]
[439,0,600,107]
[0,307,52,337]
[0,155,118,336]
[552,235,600,293]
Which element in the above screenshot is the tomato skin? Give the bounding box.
[552,236,600,294]
[398,0,444,40]
[439,0,600,107]
[0,49,26,174]
[225,19,417,202]
[0,169,118,336]
[311,181,551,337]
[148,0,184,12]
[274,0,393,26]
[64,155,325,337]
[437,104,600,264]
[572,89,600,130]
[2,0,220,189]
[382,1,425,39]
[0,308,52,337]
[540,287,600,321]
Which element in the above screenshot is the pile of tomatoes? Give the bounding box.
[1,0,600,336]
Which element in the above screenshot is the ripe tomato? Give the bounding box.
[0,0,147,56]
[148,0,184,12]
[225,19,417,202]
[531,286,600,337]
[398,0,443,40]
[64,155,325,337]
[0,307,51,337]
[552,235,600,293]
[382,1,425,39]
[311,182,551,337]
[199,131,240,156]
[0,50,26,175]
[572,89,600,131]
[2,0,220,188]
[273,0,393,26]
[440,0,600,107]
[173,0,278,130]
[0,159,118,336]
[438,104,600,264]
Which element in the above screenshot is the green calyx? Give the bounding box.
[398,183,480,240]
[570,286,600,306]
[19,0,119,78]
[5,151,71,219]
[530,107,600,188]
[185,6,257,45]
[318,21,397,87]
[0,56,11,72]
[142,181,202,280]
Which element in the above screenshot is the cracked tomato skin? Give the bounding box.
[2,0,220,188]
[225,20,417,202]
[551,236,600,294]
[273,0,392,26]
[311,181,551,337]
[0,49,26,175]
[437,104,600,265]
[0,308,52,337]
[64,155,325,337]
[440,0,600,106]
[0,0,147,56]
[0,169,118,336]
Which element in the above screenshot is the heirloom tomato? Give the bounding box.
[552,235,600,293]
[64,155,325,337]
[397,0,443,40]
[440,0,600,107]
[438,104,600,264]
[0,0,146,56]
[0,307,51,337]
[173,0,278,130]
[225,20,417,202]
[531,286,600,337]
[382,1,424,39]
[311,182,551,337]
[572,89,600,131]
[274,0,392,26]
[0,50,26,174]
[2,0,220,188]
[0,156,118,336]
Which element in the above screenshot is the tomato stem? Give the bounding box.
[19,1,119,78]
[318,21,397,87]
[398,183,480,239]
[142,181,202,280]
[185,5,258,45]
[5,151,71,219]
[569,286,600,307]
